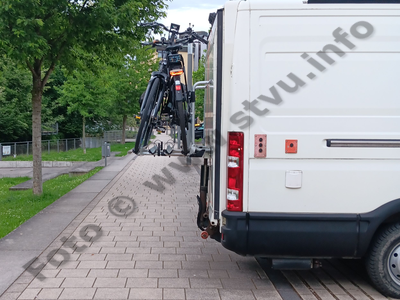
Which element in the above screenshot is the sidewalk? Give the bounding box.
[0,133,276,300]
[0,152,136,299]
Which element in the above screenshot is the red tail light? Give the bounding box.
[227,132,244,212]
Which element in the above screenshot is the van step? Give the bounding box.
[271,259,321,270]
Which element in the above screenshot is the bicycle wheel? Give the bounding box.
[177,100,188,155]
[134,78,160,154]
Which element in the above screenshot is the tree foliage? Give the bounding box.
[0,57,32,142]
[192,53,206,121]
[109,47,159,143]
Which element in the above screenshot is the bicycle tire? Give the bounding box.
[134,78,160,154]
[177,100,188,155]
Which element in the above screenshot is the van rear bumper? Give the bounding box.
[220,202,400,258]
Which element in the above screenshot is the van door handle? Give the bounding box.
[326,139,400,148]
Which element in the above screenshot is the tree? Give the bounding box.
[59,64,116,153]
[110,48,158,144]
[0,0,168,194]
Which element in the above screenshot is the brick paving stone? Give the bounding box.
[158,278,190,289]
[185,288,220,300]
[88,269,119,278]
[100,247,127,254]
[163,288,185,300]
[132,254,159,261]
[164,242,180,248]
[159,254,185,261]
[221,278,256,290]
[182,261,210,270]
[163,261,183,269]
[58,260,80,269]
[106,254,133,261]
[178,270,209,278]
[189,278,223,288]
[0,293,21,300]
[79,254,107,261]
[94,278,127,288]
[35,269,60,278]
[252,290,283,300]
[219,289,256,300]
[61,278,95,288]
[36,288,64,299]
[5,284,28,294]
[78,261,107,269]
[28,278,64,288]
[59,288,96,299]
[16,289,40,300]
[106,261,135,269]
[151,248,176,254]
[148,269,178,278]
[227,269,262,279]
[134,261,162,269]
[94,288,129,299]
[128,288,162,299]
[126,278,157,288]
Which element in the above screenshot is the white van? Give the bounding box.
[197,0,400,297]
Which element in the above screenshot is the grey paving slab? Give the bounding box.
[0,154,134,297]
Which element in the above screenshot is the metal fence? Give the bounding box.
[0,137,105,160]
[104,130,136,142]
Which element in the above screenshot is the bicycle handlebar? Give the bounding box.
[139,22,208,45]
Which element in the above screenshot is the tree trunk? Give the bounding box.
[82,116,86,154]
[32,74,43,195]
[122,115,127,144]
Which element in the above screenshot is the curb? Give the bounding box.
[0,161,80,168]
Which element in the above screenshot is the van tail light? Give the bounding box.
[227,132,244,212]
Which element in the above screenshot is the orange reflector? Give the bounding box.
[170,69,184,76]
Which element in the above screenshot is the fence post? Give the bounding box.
[48,140,50,154]
[57,140,59,153]
[66,139,68,151]
[14,143,16,157]
[74,139,76,150]
[27,142,29,155]
[0,143,2,161]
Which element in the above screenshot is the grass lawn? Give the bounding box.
[2,142,135,162]
[0,167,102,239]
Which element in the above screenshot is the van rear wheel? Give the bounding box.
[366,222,400,298]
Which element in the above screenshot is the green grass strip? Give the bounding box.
[0,167,102,239]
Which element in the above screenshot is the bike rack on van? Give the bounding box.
[138,79,213,158]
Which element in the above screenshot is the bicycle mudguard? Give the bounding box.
[173,76,184,102]
[151,71,168,81]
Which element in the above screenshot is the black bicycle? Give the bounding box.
[134,22,207,155]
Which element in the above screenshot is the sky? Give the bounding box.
[161,0,228,33]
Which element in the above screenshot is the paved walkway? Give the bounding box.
[0,133,390,300]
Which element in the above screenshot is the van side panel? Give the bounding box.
[247,10,400,214]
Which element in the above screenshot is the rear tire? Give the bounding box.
[177,101,188,155]
[134,78,160,154]
[366,222,400,298]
